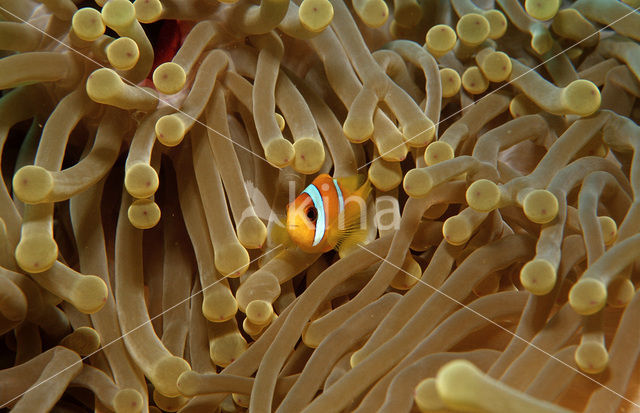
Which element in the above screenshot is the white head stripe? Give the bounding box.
[302,184,325,246]
[333,179,344,214]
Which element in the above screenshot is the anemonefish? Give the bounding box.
[286,174,371,255]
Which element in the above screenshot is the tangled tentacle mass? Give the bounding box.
[0,0,639,412]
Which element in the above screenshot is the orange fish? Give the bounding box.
[286,174,371,254]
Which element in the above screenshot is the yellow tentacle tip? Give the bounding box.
[598,216,617,246]
[114,388,144,413]
[510,94,540,118]
[101,0,136,29]
[350,348,366,368]
[403,118,435,148]
[479,51,512,83]
[354,0,389,28]
[443,215,472,246]
[133,0,163,24]
[210,333,247,367]
[531,25,553,55]
[523,189,558,224]
[232,392,250,408]
[525,0,560,21]
[106,37,139,71]
[369,159,403,192]
[561,79,601,117]
[403,168,433,198]
[13,165,53,204]
[202,289,238,323]
[237,216,268,249]
[607,277,635,308]
[15,234,59,274]
[456,13,490,47]
[461,66,489,95]
[275,113,286,131]
[520,259,557,295]
[394,0,422,28]
[71,275,109,314]
[72,8,106,41]
[214,243,250,277]
[483,10,507,39]
[390,254,421,290]
[60,326,102,356]
[245,300,273,326]
[153,62,186,95]
[155,114,186,147]
[151,356,191,397]
[86,68,124,104]
[125,163,159,199]
[415,378,445,412]
[436,359,574,412]
[575,341,609,374]
[569,278,607,315]
[176,371,199,398]
[264,137,295,168]
[426,24,457,57]
[299,0,334,32]
[292,138,325,174]
[128,199,161,229]
[440,68,461,98]
[343,116,374,144]
[466,179,500,212]
[435,360,482,408]
[424,141,454,166]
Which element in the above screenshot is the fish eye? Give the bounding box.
[306,207,317,222]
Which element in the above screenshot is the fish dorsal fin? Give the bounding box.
[354,178,372,201]
[335,174,367,193]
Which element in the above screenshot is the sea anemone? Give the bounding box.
[0,0,639,412]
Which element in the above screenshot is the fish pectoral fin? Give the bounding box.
[336,229,369,258]
[327,202,368,255]
[273,215,296,249]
